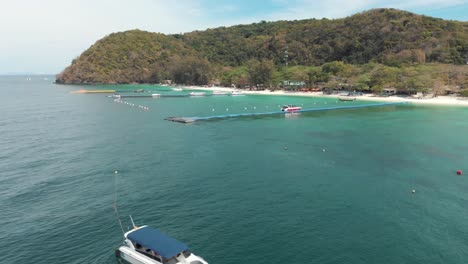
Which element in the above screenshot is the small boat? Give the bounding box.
[172,88,183,91]
[151,93,161,98]
[230,91,245,96]
[212,91,229,96]
[189,92,206,97]
[338,97,356,101]
[281,105,302,112]
[134,89,145,93]
[112,94,121,98]
[116,222,208,264]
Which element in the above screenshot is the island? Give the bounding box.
[56,8,467,97]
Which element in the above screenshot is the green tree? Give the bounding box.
[369,65,399,93]
[307,67,329,86]
[247,60,274,88]
[322,61,347,75]
[170,56,211,85]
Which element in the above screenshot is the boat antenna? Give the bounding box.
[113,170,126,237]
[130,215,137,229]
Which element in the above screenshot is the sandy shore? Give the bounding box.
[184,86,468,106]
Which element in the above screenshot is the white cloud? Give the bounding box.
[386,0,467,9]
[265,0,468,21]
[0,0,466,73]
[0,0,213,73]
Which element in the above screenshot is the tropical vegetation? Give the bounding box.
[56,8,468,95]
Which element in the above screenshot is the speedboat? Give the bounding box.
[281,105,302,112]
[172,88,183,91]
[230,91,245,96]
[116,225,208,264]
[212,91,229,96]
[189,92,206,97]
[152,93,161,98]
[338,97,356,101]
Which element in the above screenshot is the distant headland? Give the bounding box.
[56,8,468,96]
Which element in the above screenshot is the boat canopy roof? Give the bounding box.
[127,226,188,259]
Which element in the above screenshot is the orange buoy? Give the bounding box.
[457,170,462,175]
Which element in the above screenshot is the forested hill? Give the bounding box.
[56,8,468,85]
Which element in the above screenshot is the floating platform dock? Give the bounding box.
[165,102,408,123]
[120,94,190,98]
[71,89,117,94]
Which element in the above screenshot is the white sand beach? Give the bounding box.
[184,86,468,106]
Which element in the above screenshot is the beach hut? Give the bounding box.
[384,88,397,95]
[282,80,306,91]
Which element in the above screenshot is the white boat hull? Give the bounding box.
[189,92,206,97]
[117,246,209,264]
[212,92,229,96]
[118,246,160,264]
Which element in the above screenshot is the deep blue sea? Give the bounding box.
[1,76,468,264]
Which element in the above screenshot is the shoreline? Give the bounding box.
[184,86,468,107]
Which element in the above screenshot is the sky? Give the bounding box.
[0,0,467,74]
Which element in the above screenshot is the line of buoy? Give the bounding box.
[167,102,408,123]
[114,99,149,111]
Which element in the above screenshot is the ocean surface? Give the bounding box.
[1,76,468,264]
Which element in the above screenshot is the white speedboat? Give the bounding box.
[230,91,245,96]
[172,88,183,91]
[281,105,302,112]
[189,92,206,97]
[152,93,161,98]
[212,91,229,96]
[116,225,208,264]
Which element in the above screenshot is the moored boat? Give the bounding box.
[338,97,356,101]
[189,92,206,96]
[230,91,245,96]
[212,91,229,96]
[152,93,161,98]
[172,88,183,91]
[281,105,302,112]
[116,224,208,264]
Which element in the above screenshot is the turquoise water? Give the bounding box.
[1,76,468,263]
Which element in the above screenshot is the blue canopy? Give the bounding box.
[127,226,189,259]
